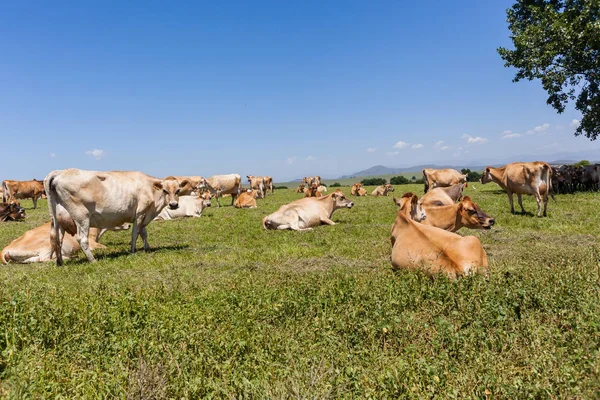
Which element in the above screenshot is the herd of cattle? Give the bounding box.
[0,160,597,277]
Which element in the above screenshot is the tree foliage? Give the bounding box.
[574,159,591,166]
[330,182,342,187]
[498,0,600,140]
[360,178,387,186]
[461,169,483,182]
[390,176,410,185]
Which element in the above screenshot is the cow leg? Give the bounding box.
[76,220,95,262]
[542,192,548,217]
[140,225,150,251]
[130,221,140,254]
[507,192,515,214]
[216,190,222,207]
[32,196,37,209]
[320,216,336,226]
[517,193,526,214]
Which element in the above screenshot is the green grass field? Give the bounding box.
[1,184,599,398]
[277,172,423,188]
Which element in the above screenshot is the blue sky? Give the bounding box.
[1,1,597,182]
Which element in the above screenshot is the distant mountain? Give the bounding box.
[338,164,487,179]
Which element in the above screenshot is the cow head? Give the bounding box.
[385,183,394,193]
[156,176,189,210]
[201,192,212,207]
[0,202,26,221]
[247,175,255,184]
[480,167,493,184]
[331,191,354,209]
[394,193,426,222]
[458,196,495,229]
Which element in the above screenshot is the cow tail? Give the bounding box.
[422,170,429,193]
[45,175,64,266]
[544,164,555,202]
[1,181,8,203]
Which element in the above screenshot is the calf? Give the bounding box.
[45,169,188,265]
[2,179,45,208]
[155,193,211,220]
[263,191,354,231]
[421,196,495,232]
[481,161,552,217]
[235,190,259,208]
[391,193,488,278]
[372,183,394,197]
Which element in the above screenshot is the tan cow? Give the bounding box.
[317,185,327,193]
[235,189,259,208]
[44,169,189,265]
[372,183,394,197]
[351,183,362,196]
[391,193,488,278]
[173,176,206,196]
[302,176,322,187]
[296,184,306,193]
[263,191,354,231]
[247,175,267,199]
[154,192,211,220]
[2,179,45,208]
[480,161,552,217]
[420,183,466,206]
[304,183,322,197]
[422,169,468,193]
[199,174,242,207]
[357,187,368,196]
[421,196,495,232]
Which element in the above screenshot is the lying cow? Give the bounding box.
[351,183,362,196]
[234,189,259,208]
[357,187,368,196]
[422,168,468,193]
[421,196,495,232]
[199,174,242,207]
[247,175,273,198]
[296,184,306,193]
[480,161,552,217]
[304,183,322,197]
[420,183,466,206]
[2,179,45,209]
[1,221,129,264]
[391,193,488,278]
[263,191,354,231]
[318,185,327,193]
[372,183,394,197]
[154,192,211,220]
[45,169,189,265]
[0,201,26,222]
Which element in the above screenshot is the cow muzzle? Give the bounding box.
[346,202,354,208]
[482,218,495,229]
[169,202,179,210]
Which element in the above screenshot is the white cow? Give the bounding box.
[44,169,189,265]
[154,193,211,220]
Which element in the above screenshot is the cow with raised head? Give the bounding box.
[44,169,189,265]
[155,192,212,220]
[235,189,260,208]
[372,183,394,197]
[263,191,354,231]
[247,175,267,199]
[198,174,242,207]
[301,176,322,187]
[304,183,321,198]
[421,196,495,232]
[2,179,45,208]
[351,183,362,196]
[480,161,552,217]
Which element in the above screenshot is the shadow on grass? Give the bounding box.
[67,244,192,264]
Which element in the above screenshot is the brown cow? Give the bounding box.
[372,183,394,197]
[481,161,552,217]
[247,175,267,198]
[357,187,368,196]
[421,196,495,232]
[0,201,26,222]
[2,179,45,208]
[304,183,322,197]
[420,184,466,206]
[390,193,488,278]
[263,191,354,231]
[199,174,242,207]
[296,183,306,193]
[301,176,322,187]
[422,169,468,193]
[235,190,259,209]
[351,183,362,196]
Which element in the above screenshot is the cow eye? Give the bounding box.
[175,189,181,194]
[163,189,168,194]
[468,209,477,215]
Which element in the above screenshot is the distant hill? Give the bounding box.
[338,164,487,180]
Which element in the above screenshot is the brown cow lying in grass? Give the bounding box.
[263,191,354,231]
[0,202,26,222]
[390,193,488,278]
[235,190,259,209]
[372,184,394,197]
[420,183,466,206]
[421,196,495,232]
[304,183,322,198]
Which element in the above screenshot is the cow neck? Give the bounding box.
[425,204,461,231]
[489,166,508,187]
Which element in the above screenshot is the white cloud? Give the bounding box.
[434,141,451,151]
[386,151,399,156]
[412,143,424,149]
[526,123,550,135]
[50,153,56,158]
[393,141,409,149]
[502,130,512,135]
[570,119,580,128]
[502,133,522,139]
[306,155,315,161]
[366,147,376,153]
[85,149,106,160]
[462,134,488,144]
[286,156,297,165]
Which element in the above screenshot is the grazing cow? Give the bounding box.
[235,189,259,208]
[372,183,394,197]
[302,176,322,187]
[422,169,468,193]
[420,184,466,206]
[351,183,362,196]
[296,184,306,193]
[2,179,45,208]
[1,221,129,264]
[44,169,189,265]
[480,161,552,217]
[391,193,488,278]
[247,175,267,199]
[199,174,242,207]
[0,202,26,222]
[422,196,495,232]
[263,191,354,231]
[304,183,322,198]
[155,192,212,220]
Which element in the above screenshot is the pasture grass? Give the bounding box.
[1,184,599,398]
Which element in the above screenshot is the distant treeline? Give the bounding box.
[359,169,483,186]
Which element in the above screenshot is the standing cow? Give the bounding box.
[200,174,242,207]
[44,169,189,265]
[422,169,468,193]
[2,179,45,208]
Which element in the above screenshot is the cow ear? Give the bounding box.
[153,181,163,191]
[180,179,190,188]
[393,197,401,207]
[462,196,471,202]
[411,195,418,205]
